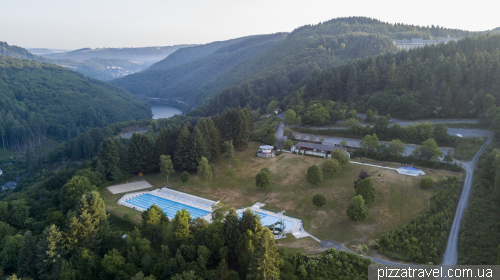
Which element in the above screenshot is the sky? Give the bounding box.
[1,0,499,50]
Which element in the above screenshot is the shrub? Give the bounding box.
[232,158,242,168]
[420,177,434,189]
[347,195,369,221]
[226,169,236,178]
[260,167,271,174]
[283,139,293,150]
[355,177,376,204]
[312,193,327,208]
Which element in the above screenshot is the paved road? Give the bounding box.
[441,136,492,265]
[320,240,405,266]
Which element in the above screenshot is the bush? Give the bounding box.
[355,177,376,204]
[312,193,327,208]
[232,158,242,167]
[420,177,434,189]
[226,169,236,178]
[347,195,369,221]
[283,139,293,150]
[260,167,271,174]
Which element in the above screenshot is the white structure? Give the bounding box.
[396,167,425,176]
[392,37,459,50]
[258,145,275,158]
[0,168,2,176]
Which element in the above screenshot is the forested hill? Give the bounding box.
[44,45,194,66]
[148,35,257,69]
[110,33,287,101]
[111,17,477,108]
[297,34,500,119]
[0,55,151,151]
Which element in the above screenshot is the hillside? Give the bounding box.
[296,34,500,119]
[111,17,476,107]
[148,35,256,69]
[44,45,194,67]
[0,55,151,151]
[111,33,287,100]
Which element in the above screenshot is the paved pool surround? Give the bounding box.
[117,189,319,241]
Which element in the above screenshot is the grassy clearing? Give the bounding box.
[453,137,487,161]
[103,141,462,256]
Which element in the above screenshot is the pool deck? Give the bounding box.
[117,188,218,220]
[107,180,153,194]
[117,191,320,242]
[236,203,320,241]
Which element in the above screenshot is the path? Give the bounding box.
[441,135,492,265]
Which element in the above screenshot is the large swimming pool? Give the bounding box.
[126,193,210,219]
[238,211,295,229]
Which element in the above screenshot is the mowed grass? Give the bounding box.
[102,141,462,254]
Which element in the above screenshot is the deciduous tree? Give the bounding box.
[307,164,323,186]
[347,195,369,221]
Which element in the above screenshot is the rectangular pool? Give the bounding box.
[238,211,295,229]
[126,193,210,219]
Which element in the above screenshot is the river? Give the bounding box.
[150,102,182,119]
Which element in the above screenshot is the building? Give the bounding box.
[257,145,275,158]
[291,142,347,158]
[1,181,17,192]
[0,168,2,176]
[392,37,458,50]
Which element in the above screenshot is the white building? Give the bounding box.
[393,37,459,50]
[0,168,2,176]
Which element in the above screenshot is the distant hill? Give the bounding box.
[111,33,287,101]
[44,45,195,67]
[113,17,477,107]
[148,36,254,69]
[1,42,172,80]
[0,55,151,151]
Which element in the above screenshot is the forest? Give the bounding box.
[0,104,373,279]
[0,55,151,152]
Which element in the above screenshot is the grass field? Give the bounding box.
[101,141,463,257]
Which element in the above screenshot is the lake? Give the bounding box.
[150,102,182,119]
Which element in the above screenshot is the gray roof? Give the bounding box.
[293,142,346,152]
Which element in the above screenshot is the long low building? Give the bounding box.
[291,142,347,157]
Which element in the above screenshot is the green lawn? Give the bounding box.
[103,141,462,256]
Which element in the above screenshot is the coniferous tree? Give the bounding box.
[155,127,170,166]
[174,126,191,170]
[127,133,156,174]
[36,225,65,280]
[97,138,123,181]
[17,231,38,279]
[247,229,280,280]
[188,127,210,171]
[59,176,96,213]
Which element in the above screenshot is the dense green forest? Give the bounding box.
[300,35,500,119]
[0,105,372,279]
[112,17,484,108]
[457,144,500,264]
[0,55,151,151]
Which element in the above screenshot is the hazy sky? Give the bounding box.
[1,0,498,50]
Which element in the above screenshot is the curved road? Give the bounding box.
[278,114,493,265]
[441,135,492,265]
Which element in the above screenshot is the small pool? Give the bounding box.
[126,193,210,219]
[238,211,295,229]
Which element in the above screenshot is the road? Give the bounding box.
[320,240,406,266]
[441,136,492,265]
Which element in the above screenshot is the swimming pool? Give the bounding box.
[238,211,295,229]
[126,193,210,219]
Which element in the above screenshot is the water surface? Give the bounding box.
[150,102,182,119]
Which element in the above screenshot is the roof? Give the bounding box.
[293,142,346,152]
[260,145,274,149]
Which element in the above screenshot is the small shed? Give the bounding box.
[258,145,275,158]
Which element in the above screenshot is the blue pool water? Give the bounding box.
[238,211,295,229]
[126,193,210,219]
